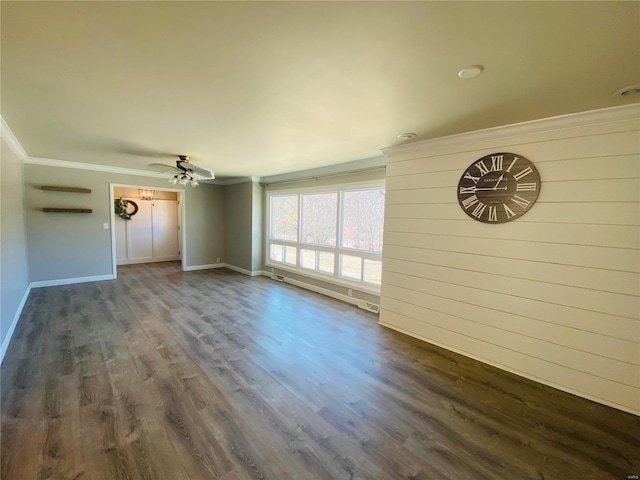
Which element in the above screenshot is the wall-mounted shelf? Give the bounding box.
[41,186,92,193]
[43,208,92,213]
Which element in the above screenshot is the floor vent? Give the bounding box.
[358,301,380,314]
[272,274,285,282]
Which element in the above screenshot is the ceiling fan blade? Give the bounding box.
[148,163,180,173]
[188,164,215,179]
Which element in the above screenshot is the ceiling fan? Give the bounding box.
[149,155,215,187]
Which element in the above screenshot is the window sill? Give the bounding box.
[265,261,381,296]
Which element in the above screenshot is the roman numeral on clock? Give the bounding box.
[474,160,490,176]
[488,206,497,222]
[490,155,504,171]
[459,185,476,195]
[511,195,530,209]
[505,156,518,172]
[471,202,486,218]
[503,204,517,218]
[464,172,480,184]
[461,194,479,209]
[513,166,533,181]
[516,182,537,192]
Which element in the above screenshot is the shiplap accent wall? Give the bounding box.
[379,104,640,415]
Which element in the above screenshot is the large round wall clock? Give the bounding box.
[457,152,540,223]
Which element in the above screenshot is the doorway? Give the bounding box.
[110,184,186,277]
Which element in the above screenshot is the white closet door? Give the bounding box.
[152,200,179,260]
[115,216,128,264]
[127,200,153,260]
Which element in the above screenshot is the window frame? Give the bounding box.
[266,180,385,294]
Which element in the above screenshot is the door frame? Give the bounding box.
[110,183,186,278]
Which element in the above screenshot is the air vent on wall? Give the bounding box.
[358,301,380,314]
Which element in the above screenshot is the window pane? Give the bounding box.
[340,254,362,281]
[271,195,298,241]
[270,244,283,262]
[318,251,334,274]
[341,189,385,252]
[301,193,337,246]
[284,246,297,265]
[363,259,382,285]
[300,249,316,270]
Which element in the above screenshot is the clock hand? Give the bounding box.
[475,187,508,191]
[493,173,505,190]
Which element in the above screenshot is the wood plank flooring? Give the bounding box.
[1,262,638,479]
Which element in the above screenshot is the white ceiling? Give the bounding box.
[2,1,639,179]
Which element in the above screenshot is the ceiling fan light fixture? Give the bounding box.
[156,155,212,187]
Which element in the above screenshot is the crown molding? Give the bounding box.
[259,155,386,185]
[0,116,29,161]
[382,103,640,158]
[212,176,260,186]
[23,156,260,186]
[24,156,169,178]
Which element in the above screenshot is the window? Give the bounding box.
[270,195,298,242]
[301,193,337,246]
[267,181,385,291]
[341,189,384,252]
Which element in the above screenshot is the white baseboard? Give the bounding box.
[275,274,360,307]
[117,256,180,265]
[183,263,224,271]
[378,318,640,417]
[224,264,263,277]
[30,273,116,288]
[0,285,32,365]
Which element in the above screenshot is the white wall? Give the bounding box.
[0,137,31,362]
[380,104,640,415]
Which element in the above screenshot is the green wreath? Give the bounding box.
[114,198,138,220]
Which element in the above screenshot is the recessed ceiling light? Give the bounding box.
[397,133,417,140]
[458,65,484,79]
[613,85,640,98]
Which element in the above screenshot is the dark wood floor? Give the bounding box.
[1,262,638,479]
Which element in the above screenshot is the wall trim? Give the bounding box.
[26,156,167,178]
[0,285,32,365]
[224,264,263,276]
[183,263,225,271]
[260,155,387,185]
[379,319,639,417]
[24,156,255,186]
[382,103,640,158]
[216,176,260,186]
[30,273,115,288]
[0,116,29,161]
[117,256,181,266]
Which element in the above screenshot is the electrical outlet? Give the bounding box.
[103,223,109,230]
[216,257,221,262]
[348,289,353,297]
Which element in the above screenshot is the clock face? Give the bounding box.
[457,152,540,223]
